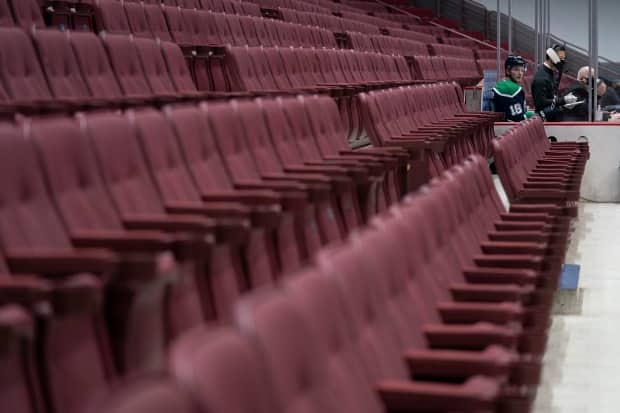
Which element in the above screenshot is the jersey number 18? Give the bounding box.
[509,103,523,116]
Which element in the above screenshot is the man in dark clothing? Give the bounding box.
[562,68,613,121]
[531,44,574,121]
[599,78,620,108]
[612,80,620,100]
[562,66,597,121]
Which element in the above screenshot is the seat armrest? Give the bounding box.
[494,221,547,231]
[508,204,563,214]
[201,190,282,205]
[5,248,117,275]
[304,160,366,173]
[262,172,332,184]
[191,201,251,219]
[423,322,519,350]
[0,275,51,306]
[526,179,579,189]
[517,188,579,201]
[437,301,524,324]
[70,229,172,252]
[235,180,323,203]
[499,212,550,222]
[404,346,515,380]
[473,254,544,270]
[165,201,249,218]
[122,213,214,234]
[292,163,348,174]
[163,202,251,243]
[462,267,539,286]
[376,376,499,412]
[268,171,352,191]
[450,282,532,303]
[480,241,548,255]
[382,138,428,150]
[233,179,307,192]
[487,231,548,243]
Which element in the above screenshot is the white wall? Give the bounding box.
[473,0,620,63]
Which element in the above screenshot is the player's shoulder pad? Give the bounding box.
[492,79,522,98]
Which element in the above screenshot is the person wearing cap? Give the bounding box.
[531,44,574,121]
[491,55,534,121]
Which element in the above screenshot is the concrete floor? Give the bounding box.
[492,177,620,412]
[532,201,620,413]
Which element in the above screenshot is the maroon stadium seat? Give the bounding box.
[0,27,54,109]
[95,0,131,34]
[31,29,92,102]
[124,1,153,38]
[0,0,14,26]
[9,0,44,30]
[100,33,153,100]
[67,31,125,101]
[143,3,173,41]
[169,326,277,413]
[90,379,196,413]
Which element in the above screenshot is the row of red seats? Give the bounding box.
[248,0,330,14]
[0,25,424,123]
[493,118,589,216]
[347,30,430,56]
[0,0,45,29]
[95,0,337,50]
[346,32,490,84]
[429,42,476,60]
[359,82,502,180]
[224,45,414,93]
[386,25,438,44]
[339,8,403,29]
[39,0,262,31]
[138,0,260,13]
[478,57,501,72]
[443,36,482,49]
[37,0,258,32]
[377,11,419,24]
[0,27,230,115]
[251,0,399,20]
[391,23,446,37]
[412,55,481,85]
[78,154,575,413]
[94,0,487,93]
[278,6,382,34]
[222,44,417,140]
[46,0,494,95]
[0,93,410,413]
[341,0,388,14]
[33,0,537,88]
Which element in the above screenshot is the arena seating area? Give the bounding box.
[0,1,589,413]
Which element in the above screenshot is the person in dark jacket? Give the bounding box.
[612,80,620,99]
[561,67,613,121]
[531,44,574,121]
[562,66,597,121]
[599,78,620,109]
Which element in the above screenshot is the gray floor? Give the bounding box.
[532,201,620,413]
[493,177,620,412]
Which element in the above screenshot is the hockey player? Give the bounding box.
[491,55,534,122]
